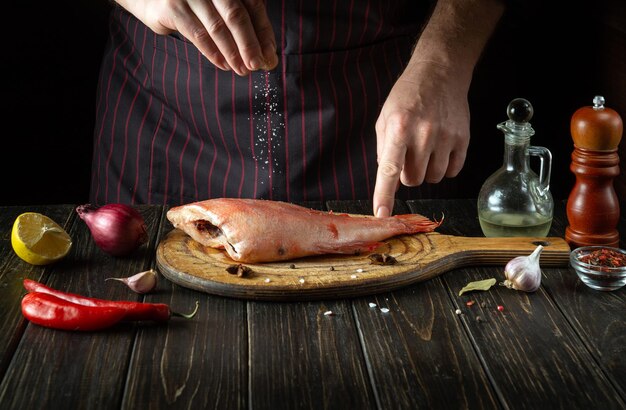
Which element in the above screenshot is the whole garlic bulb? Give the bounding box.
[503,245,543,292]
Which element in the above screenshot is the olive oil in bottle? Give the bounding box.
[479,212,552,237]
[477,98,554,237]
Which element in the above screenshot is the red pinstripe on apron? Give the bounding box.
[90,1,431,205]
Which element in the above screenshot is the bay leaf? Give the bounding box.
[458,278,497,296]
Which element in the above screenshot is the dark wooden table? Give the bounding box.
[0,199,624,409]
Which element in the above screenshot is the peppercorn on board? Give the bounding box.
[156,228,570,301]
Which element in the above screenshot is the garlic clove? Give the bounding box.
[106,269,157,294]
[503,245,543,292]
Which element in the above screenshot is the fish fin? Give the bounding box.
[317,241,384,255]
[393,213,443,233]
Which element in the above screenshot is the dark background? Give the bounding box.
[2,2,112,205]
[1,1,623,205]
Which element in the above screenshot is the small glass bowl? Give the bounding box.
[570,246,626,291]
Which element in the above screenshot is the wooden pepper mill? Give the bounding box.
[566,96,623,248]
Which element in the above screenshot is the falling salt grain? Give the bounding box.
[380,308,390,313]
[455,309,462,315]
[368,303,377,308]
[323,311,334,316]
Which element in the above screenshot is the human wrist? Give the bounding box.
[409,0,505,78]
[401,57,472,95]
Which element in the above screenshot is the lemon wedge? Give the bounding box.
[11,212,73,265]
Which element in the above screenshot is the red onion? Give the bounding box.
[76,204,148,256]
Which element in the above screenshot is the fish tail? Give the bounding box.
[393,213,443,233]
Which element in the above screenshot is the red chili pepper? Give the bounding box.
[22,279,198,331]
[22,292,128,331]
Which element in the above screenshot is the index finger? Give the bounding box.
[373,140,406,217]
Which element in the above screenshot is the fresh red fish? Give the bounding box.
[166,198,441,263]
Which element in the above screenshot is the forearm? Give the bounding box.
[408,0,505,85]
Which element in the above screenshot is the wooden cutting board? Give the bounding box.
[156,229,571,301]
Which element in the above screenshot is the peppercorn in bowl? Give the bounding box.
[570,246,626,291]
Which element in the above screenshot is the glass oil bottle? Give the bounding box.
[477,98,554,237]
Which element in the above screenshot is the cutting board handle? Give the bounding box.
[430,235,571,268]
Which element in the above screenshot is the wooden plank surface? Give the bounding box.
[248,299,377,409]
[0,201,623,409]
[121,209,249,409]
[0,206,162,409]
[408,199,626,408]
[542,202,626,401]
[327,200,499,408]
[245,202,377,408]
[0,205,75,378]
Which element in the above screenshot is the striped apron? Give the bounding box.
[90,1,433,205]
